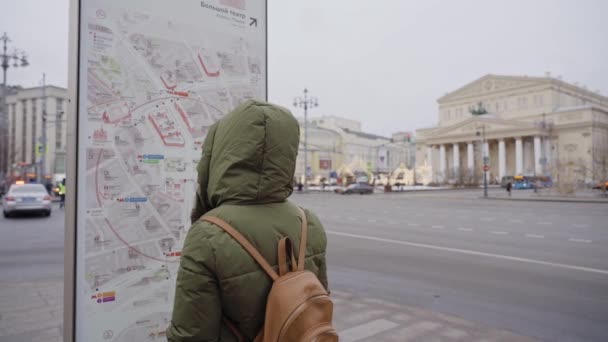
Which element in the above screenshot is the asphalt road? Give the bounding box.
[0,204,65,282]
[1,191,607,341]
[292,191,608,342]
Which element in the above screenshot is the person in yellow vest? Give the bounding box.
[58,179,66,209]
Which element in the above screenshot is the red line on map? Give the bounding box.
[160,75,177,91]
[197,54,220,77]
[87,98,122,111]
[102,108,132,124]
[174,103,193,132]
[169,90,189,97]
[148,115,185,147]
[88,70,117,96]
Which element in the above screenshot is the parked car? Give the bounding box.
[2,183,52,217]
[334,183,374,195]
[592,181,608,190]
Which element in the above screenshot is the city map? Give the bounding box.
[78,1,265,340]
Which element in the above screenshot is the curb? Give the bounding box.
[482,196,608,204]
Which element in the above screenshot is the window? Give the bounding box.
[56,112,63,149]
[10,104,16,163]
[56,98,64,149]
[495,102,500,112]
[518,96,528,109]
[32,99,37,164]
[21,100,27,162]
[56,98,63,114]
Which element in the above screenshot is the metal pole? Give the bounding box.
[1,33,8,179]
[40,73,47,185]
[483,124,488,198]
[303,89,308,192]
[294,88,317,192]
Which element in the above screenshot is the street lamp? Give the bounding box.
[534,112,554,177]
[38,73,48,184]
[1,32,29,180]
[294,88,318,192]
[476,124,488,198]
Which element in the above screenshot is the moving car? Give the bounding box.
[2,183,52,217]
[334,183,374,195]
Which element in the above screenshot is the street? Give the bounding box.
[1,192,607,341]
[292,191,608,342]
[0,204,64,282]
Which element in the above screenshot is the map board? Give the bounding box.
[66,0,267,340]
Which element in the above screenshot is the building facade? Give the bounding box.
[416,74,608,185]
[5,85,68,182]
[295,116,415,183]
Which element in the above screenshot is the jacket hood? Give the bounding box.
[191,100,300,222]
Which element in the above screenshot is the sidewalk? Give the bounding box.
[0,280,536,342]
[486,191,608,204]
[0,281,63,342]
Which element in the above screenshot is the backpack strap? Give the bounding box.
[201,216,279,281]
[278,237,297,276]
[296,207,308,271]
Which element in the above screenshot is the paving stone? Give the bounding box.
[0,280,539,342]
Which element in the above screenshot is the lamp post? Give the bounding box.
[470,102,489,198]
[535,112,554,177]
[1,32,29,180]
[476,124,488,198]
[294,88,318,192]
[37,73,47,184]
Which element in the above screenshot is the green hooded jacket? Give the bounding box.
[167,100,329,341]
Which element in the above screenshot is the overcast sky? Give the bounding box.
[2,0,607,135]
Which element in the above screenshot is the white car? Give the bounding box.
[2,183,52,218]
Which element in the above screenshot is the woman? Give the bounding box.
[167,100,329,341]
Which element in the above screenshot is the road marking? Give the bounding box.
[431,225,444,229]
[348,217,356,221]
[457,228,473,232]
[525,234,545,239]
[408,223,420,227]
[573,224,589,228]
[480,218,495,222]
[537,222,552,225]
[326,230,608,275]
[491,231,509,235]
[568,238,592,243]
[368,219,377,223]
[510,219,523,223]
[339,319,399,342]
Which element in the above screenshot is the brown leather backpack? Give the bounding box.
[202,207,338,342]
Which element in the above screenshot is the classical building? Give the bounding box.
[4,85,68,182]
[295,116,415,183]
[416,74,608,185]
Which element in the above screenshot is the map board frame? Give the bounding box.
[65,1,268,340]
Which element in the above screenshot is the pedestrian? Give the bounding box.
[506,181,512,197]
[58,179,66,209]
[167,100,332,341]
